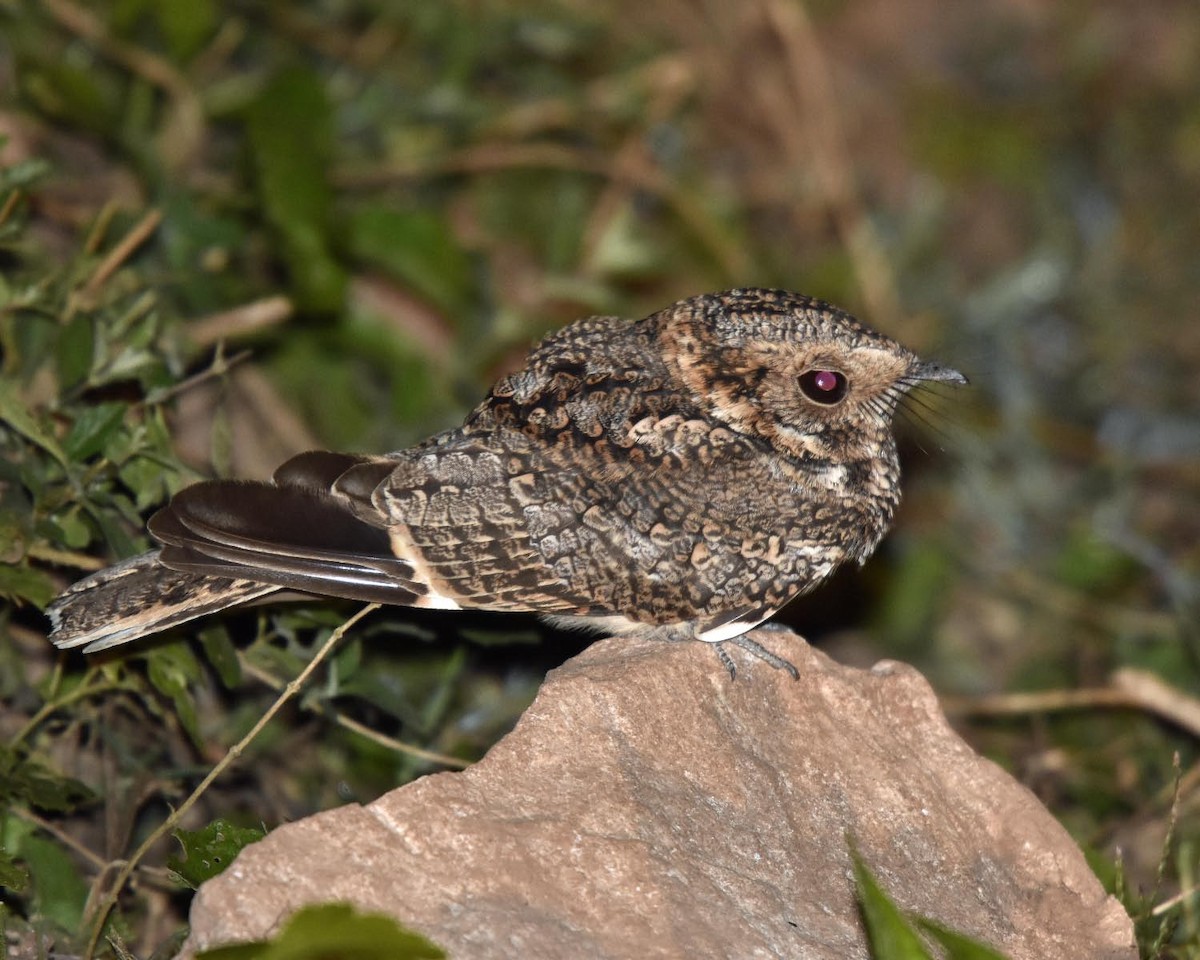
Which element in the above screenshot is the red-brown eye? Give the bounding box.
[799,369,848,405]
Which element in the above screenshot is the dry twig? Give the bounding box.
[81,603,380,958]
[238,655,470,770]
[942,668,1200,740]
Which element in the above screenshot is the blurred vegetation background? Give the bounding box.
[0,0,1197,956]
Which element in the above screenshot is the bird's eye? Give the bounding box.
[798,369,848,405]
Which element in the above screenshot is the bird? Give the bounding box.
[46,288,966,676]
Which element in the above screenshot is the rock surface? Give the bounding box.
[181,632,1136,959]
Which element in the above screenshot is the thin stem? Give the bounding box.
[81,603,380,958]
[238,656,469,770]
[82,209,163,297]
[12,806,107,870]
[9,670,135,749]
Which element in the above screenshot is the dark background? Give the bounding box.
[0,1,1197,954]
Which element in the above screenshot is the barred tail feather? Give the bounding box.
[47,552,279,653]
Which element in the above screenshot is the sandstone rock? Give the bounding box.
[180,631,1136,959]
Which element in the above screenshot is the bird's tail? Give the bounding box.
[46,552,279,653]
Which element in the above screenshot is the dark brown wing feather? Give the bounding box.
[271,450,376,492]
[149,480,431,606]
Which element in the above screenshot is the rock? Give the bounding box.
[180,631,1136,959]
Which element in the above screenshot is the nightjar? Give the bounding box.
[47,288,966,676]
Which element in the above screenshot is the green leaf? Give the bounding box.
[589,202,659,277]
[851,849,935,960]
[144,641,204,747]
[196,903,447,959]
[199,626,242,689]
[0,157,52,193]
[246,67,345,313]
[21,60,122,137]
[474,168,593,272]
[910,91,1046,187]
[328,635,363,691]
[151,0,217,61]
[417,645,466,734]
[267,333,374,447]
[918,918,1012,959]
[243,640,309,683]
[9,833,89,933]
[455,627,543,647]
[346,207,473,316]
[118,454,175,511]
[0,561,57,608]
[63,402,127,462]
[169,819,266,888]
[1054,530,1136,595]
[850,850,1015,959]
[49,504,92,550]
[56,310,95,389]
[84,493,142,558]
[874,537,954,659]
[0,748,96,813]
[0,379,69,469]
[0,846,30,893]
[0,485,32,565]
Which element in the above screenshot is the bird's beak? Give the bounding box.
[909,358,969,386]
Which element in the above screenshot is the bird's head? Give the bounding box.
[658,288,967,464]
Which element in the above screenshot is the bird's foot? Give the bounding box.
[715,631,800,680]
[638,619,801,680]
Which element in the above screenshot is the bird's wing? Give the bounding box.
[150,333,838,629]
[142,315,675,618]
[146,447,547,612]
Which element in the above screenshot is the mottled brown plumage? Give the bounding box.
[47,288,966,674]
